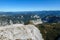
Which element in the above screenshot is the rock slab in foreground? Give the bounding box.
[0,24,44,40]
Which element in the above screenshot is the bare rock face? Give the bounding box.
[0,24,44,40]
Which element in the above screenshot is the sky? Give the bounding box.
[0,0,60,12]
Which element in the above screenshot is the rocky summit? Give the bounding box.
[0,24,44,40]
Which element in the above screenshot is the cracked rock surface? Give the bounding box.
[0,24,44,40]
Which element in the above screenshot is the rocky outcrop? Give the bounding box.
[0,24,44,40]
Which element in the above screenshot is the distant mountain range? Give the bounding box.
[42,15,60,23]
[0,11,60,17]
[0,11,60,26]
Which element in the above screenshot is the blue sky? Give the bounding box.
[0,0,60,12]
